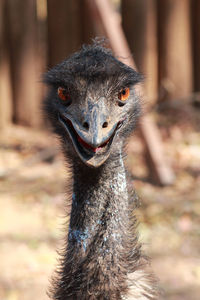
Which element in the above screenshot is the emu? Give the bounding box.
[43,42,158,300]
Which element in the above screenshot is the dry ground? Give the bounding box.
[0,119,200,300]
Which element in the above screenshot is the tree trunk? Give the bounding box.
[6,0,40,127]
[121,0,158,104]
[47,0,82,67]
[158,0,193,101]
[81,0,96,44]
[192,0,200,91]
[0,0,13,129]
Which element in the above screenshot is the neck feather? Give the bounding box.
[53,150,142,299]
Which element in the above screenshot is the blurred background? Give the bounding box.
[0,0,200,299]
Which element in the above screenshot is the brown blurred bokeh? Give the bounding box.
[0,1,200,299]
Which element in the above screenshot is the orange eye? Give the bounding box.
[118,87,130,101]
[58,87,70,101]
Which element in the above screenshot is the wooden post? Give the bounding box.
[158,0,193,101]
[192,0,200,91]
[87,0,174,185]
[47,0,84,67]
[81,0,96,43]
[0,0,13,129]
[6,0,40,127]
[121,0,158,105]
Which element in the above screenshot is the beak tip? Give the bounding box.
[92,136,101,148]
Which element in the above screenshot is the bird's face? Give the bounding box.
[43,46,142,167]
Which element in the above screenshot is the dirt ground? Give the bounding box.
[0,117,200,300]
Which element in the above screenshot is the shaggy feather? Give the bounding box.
[43,41,159,299]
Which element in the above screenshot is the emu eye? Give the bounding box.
[118,87,130,102]
[58,87,70,102]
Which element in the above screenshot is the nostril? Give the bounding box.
[83,121,89,130]
[102,122,108,128]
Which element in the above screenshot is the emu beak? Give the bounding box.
[82,101,118,152]
[59,98,121,167]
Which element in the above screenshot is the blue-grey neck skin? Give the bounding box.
[70,148,129,256]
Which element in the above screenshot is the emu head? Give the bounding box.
[43,44,142,167]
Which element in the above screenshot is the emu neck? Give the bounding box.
[70,152,129,254]
[59,150,139,299]
[55,151,145,299]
